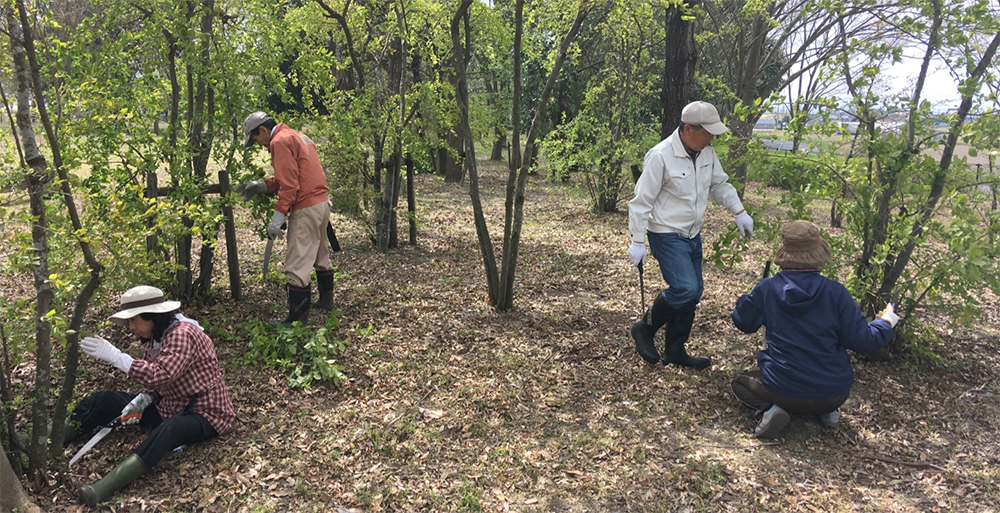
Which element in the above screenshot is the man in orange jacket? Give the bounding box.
[236,112,335,326]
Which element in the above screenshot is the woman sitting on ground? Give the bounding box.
[730,220,897,438]
[73,285,235,506]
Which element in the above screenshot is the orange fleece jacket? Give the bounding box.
[263,124,329,214]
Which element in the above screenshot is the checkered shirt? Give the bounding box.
[129,321,236,435]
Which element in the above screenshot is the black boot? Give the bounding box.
[312,269,335,311]
[78,454,147,507]
[15,420,79,450]
[277,284,311,328]
[662,309,711,369]
[631,293,673,365]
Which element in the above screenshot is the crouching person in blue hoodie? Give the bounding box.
[730,220,898,438]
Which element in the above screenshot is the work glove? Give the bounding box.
[268,211,286,239]
[735,211,754,238]
[80,336,134,373]
[235,179,267,201]
[877,303,899,328]
[628,241,647,267]
[121,393,152,425]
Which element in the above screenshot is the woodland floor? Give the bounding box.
[5,156,1000,513]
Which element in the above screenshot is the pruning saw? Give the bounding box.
[68,411,141,467]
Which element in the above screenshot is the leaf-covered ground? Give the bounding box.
[7,158,1000,512]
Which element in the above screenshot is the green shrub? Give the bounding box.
[239,314,348,388]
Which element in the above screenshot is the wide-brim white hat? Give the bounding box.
[109,286,180,326]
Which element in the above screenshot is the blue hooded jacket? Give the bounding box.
[731,270,893,398]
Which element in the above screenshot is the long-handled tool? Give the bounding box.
[68,411,141,467]
[261,222,287,278]
[262,237,274,277]
[638,262,645,311]
[326,221,341,252]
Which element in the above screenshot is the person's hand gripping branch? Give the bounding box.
[877,302,899,327]
[628,240,647,268]
[735,209,754,238]
[234,179,267,201]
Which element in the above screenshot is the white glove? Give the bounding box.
[878,303,899,328]
[268,211,286,239]
[735,211,754,238]
[628,241,646,267]
[235,179,267,201]
[121,393,152,425]
[80,336,134,373]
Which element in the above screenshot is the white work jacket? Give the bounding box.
[628,129,744,241]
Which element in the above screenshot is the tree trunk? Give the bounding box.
[452,0,499,302]
[193,0,216,296]
[873,30,1000,312]
[1,444,42,513]
[497,6,590,311]
[490,128,506,161]
[661,3,697,139]
[377,156,396,252]
[406,155,416,245]
[443,131,464,183]
[12,0,104,455]
[390,155,401,249]
[9,8,54,481]
[727,13,770,197]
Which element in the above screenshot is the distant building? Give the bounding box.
[753,118,779,131]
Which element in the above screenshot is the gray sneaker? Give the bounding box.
[754,404,790,438]
[819,410,840,429]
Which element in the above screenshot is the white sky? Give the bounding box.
[883,53,963,108]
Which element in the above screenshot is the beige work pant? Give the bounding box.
[285,201,332,288]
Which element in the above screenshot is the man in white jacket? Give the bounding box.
[627,101,754,368]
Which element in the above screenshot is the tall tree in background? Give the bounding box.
[454,0,591,310]
[698,0,877,196]
[661,1,698,137]
[539,1,659,212]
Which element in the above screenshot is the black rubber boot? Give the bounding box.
[312,269,335,311]
[277,284,311,328]
[15,420,79,450]
[662,309,711,369]
[78,454,147,507]
[631,293,673,365]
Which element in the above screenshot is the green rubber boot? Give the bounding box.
[78,454,147,507]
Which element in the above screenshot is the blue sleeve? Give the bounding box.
[835,285,893,353]
[732,284,766,334]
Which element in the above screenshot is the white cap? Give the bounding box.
[242,111,274,148]
[681,101,728,135]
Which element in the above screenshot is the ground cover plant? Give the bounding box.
[3,157,998,512]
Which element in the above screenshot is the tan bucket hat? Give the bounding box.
[773,220,832,269]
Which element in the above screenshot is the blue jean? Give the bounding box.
[648,232,703,312]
